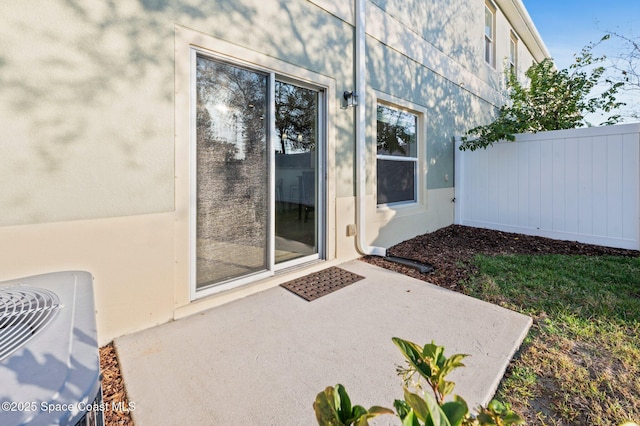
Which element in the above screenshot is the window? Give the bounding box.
[509,31,518,76]
[376,103,419,205]
[484,2,496,67]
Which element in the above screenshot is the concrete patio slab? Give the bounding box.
[114,260,531,425]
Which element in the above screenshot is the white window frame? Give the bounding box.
[190,50,327,298]
[175,25,337,306]
[484,1,496,68]
[509,31,518,76]
[374,93,426,210]
[272,76,327,273]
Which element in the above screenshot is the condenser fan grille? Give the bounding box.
[0,286,60,362]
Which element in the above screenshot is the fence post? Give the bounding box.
[454,137,463,225]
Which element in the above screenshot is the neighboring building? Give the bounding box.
[0,0,549,343]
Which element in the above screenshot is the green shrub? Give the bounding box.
[313,338,524,426]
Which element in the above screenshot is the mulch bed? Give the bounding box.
[362,224,639,291]
[100,344,134,425]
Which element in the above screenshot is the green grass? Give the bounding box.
[463,254,640,425]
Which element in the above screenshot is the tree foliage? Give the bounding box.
[376,106,416,155]
[460,42,625,151]
[275,82,317,154]
[605,31,640,119]
[314,338,524,426]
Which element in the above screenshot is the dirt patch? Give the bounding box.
[362,225,638,291]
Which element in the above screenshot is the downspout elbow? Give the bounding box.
[356,232,387,257]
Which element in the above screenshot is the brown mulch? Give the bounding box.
[363,224,639,291]
[100,344,134,425]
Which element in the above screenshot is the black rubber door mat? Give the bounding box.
[280,267,365,301]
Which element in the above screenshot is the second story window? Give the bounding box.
[509,31,518,76]
[484,1,496,67]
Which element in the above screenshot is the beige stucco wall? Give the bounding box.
[372,188,456,247]
[0,0,356,344]
[0,214,175,345]
[333,189,455,256]
[0,0,357,226]
[0,0,176,225]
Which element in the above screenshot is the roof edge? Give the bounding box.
[496,0,552,63]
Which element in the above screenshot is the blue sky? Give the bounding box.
[522,0,640,68]
[522,0,640,121]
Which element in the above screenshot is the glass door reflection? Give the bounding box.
[195,56,269,288]
[274,81,319,264]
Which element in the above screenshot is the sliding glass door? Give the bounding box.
[274,81,319,265]
[195,57,270,288]
[194,53,323,292]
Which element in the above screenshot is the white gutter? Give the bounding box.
[354,0,387,257]
[496,0,551,63]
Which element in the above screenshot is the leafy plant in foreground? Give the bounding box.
[313,384,393,426]
[313,338,524,426]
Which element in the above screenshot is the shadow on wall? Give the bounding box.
[1,0,359,224]
[0,0,352,168]
[269,0,357,198]
[347,0,500,205]
[370,0,482,73]
[367,8,498,193]
[0,0,497,227]
[0,0,260,174]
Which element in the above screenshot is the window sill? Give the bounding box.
[376,200,425,220]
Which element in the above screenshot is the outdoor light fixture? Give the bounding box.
[342,90,359,109]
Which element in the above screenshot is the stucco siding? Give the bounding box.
[370,0,480,72]
[0,0,355,225]
[0,213,175,345]
[0,0,175,225]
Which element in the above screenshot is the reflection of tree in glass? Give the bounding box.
[376,105,416,156]
[225,66,268,159]
[196,58,267,160]
[275,82,317,154]
[196,104,238,162]
[195,56,269,250]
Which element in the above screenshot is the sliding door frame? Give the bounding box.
[273,75,326,272]
[189,47,327,300]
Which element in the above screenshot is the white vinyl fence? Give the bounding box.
[455,123,640,250]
